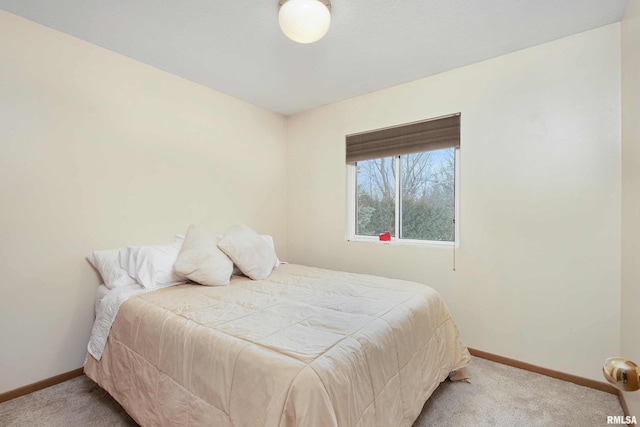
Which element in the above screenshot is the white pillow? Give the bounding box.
[173,224,233,286]
[260,235,280,268]
[87,249,138,290]
[222,234,279,275]
[120,240,183,289]
[218,224,277,280]
[119,235,183,276]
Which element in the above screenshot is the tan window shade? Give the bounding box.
[346,113,460,163]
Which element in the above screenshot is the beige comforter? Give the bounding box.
[85,264,470,427]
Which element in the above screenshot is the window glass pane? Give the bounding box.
[400,148,455,241]
[356,157,396,237]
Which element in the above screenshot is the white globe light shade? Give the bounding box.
[278,0,331,44]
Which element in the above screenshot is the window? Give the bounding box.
[346,114,460,245]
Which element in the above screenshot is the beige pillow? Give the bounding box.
[218,224,277,280]
[173,224,233,286]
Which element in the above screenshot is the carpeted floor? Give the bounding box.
[0,356,624,426]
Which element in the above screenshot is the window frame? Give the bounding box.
[346,147,460,248]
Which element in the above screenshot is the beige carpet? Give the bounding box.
[0,356,624,426]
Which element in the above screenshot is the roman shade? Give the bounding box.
[346,113,460,163]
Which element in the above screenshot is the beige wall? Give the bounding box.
[0,11,288,394]
[287,24,622,382]
[621,0,640,418]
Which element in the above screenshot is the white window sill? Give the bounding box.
[347,236,457,248]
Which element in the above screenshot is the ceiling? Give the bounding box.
[0,0,628,115]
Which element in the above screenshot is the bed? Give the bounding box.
[84,263,470,427]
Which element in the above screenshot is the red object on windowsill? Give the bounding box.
[379,231,391,241]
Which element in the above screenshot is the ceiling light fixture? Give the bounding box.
[278,0,332,44]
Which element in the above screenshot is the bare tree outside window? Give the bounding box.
[356,156,395,236]
[355,148,455,242]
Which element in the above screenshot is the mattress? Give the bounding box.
[85,264,470,427]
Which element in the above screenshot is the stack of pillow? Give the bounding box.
[87,224,279,291]
[174,224,279,286]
